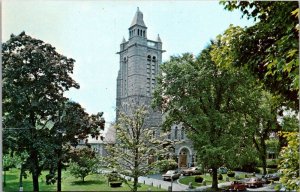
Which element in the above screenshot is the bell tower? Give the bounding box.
[116,7,164,128]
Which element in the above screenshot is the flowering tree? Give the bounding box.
[105,104,167,192]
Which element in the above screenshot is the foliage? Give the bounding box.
[227,171,235,177]
[278,132,300,190]
[2,31,105,191]
[2,31,80,191]
[156,159,178,173]
[68,148,99,182]
[215,1,299,109]
[104,104,167,192]
[45,100,105,187]
[107,171,124,182]
[152,48,262,190]
[218,174,223,180]
[195,176,203,183]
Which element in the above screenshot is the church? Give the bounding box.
[116,8,196,168]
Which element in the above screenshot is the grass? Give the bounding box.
[3,168,165,191]
[178,173,238,188]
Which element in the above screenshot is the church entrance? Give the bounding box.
[178,148,189,168]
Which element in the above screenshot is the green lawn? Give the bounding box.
[178,173,237,188]
[3,168,165,191]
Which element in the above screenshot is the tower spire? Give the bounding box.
[130,7,146,27]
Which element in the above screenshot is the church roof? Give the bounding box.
[130,7,146,28]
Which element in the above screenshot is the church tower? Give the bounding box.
[116,7,164,128]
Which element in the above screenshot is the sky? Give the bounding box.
[2,0,255,129]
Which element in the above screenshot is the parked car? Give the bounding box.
[181,167,202,176]
[162,170,181,181]
[246,177,264,188]
[229,181,247,191]
[218,167,228,174]
[262,173,280,183]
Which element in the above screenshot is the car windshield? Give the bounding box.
[166,170,175,174]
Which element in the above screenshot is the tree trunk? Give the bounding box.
[57,159,62,191]
[30,113,39,191]
[57,132,62,192]
[260,136,267,175]
[82,176,85,182]
[211,167,218,190]
[133,176,138,192]
[19,165,23,190]
[30,147,40,191]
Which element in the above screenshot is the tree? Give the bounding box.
[278,131,300,191]
[152,49,262,190]
[214,1,299,110]
[250,92,280,175]
[68,148,99,182]
[105,104,167,192]
[2,31,79,191]
[47,100,105,191]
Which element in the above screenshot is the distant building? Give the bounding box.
[116,8,196,168]
[77,123,116,157]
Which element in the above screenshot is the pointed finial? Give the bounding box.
[122,37,126,43]
[157,34,161,42]
[137,7,139,12]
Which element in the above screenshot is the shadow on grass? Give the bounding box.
[4,180,55,191]
[4,173,19,181]
[71,180,106,186]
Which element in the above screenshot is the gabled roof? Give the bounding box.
[130,7,146,28]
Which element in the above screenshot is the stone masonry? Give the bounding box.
[116,7,196,168]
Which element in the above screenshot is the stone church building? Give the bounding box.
[116,8,196,168]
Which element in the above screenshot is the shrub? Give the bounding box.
[110,181,122,187]
[195,176,203,183]
[227,171,235,177]
[218,174,223,180]
[156,159,178,172]
[254,167,261,173]
[107,171,123,182]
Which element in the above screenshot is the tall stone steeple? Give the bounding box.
[129,7,147,39]
[116,8,164,128]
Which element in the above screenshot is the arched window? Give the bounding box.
[138,29,140,36]
[143,31,145,37]
[174,126,178,140]
[152,56,156,62]
[181,127,185,140]
[147,55,151,61]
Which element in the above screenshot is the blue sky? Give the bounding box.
[2,0,254,128]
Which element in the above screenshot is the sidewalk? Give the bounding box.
[187,182,232,191]
[138,176,188,191]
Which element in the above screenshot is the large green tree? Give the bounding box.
[105,104,167,192]
[3,31,79,191]
[213,1,299,109]
[152,49,262,190]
